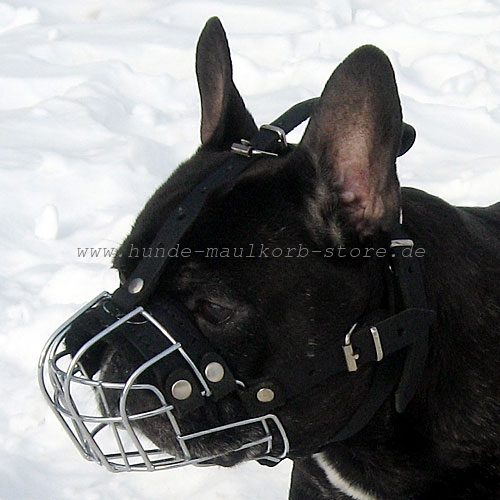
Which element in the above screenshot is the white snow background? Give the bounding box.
[2,1,500,499]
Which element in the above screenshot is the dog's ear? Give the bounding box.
[196,17,257,148]
[399,123,416,157]
[300,45,403,240]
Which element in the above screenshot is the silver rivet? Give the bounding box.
[171,379,193,400]
[256,387,275,403]
[128,278,144,295]
[204,362,225,383]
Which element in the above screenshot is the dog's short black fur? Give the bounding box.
[109,18,500,499]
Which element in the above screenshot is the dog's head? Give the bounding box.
[47,18,416,469]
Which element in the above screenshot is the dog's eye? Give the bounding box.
[197,300,233,325]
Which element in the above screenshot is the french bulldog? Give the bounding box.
[66,17,500,500]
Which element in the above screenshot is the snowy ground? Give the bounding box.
[2,1,500,499]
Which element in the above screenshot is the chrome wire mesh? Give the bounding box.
[38,292,289,472]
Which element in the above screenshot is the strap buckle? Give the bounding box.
[231,124,287,158]
[231,139,279,158]
[390,238,414,249]
[260,124,287,150]
[343,324,384,372]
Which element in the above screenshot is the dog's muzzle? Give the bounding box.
[38,292,289,472]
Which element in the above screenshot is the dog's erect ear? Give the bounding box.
[301,45,403,239]
[196,17,257,148]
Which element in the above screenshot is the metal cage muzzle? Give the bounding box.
[38,292,289,472]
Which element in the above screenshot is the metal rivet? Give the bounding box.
[204,362,225,383]
[256,387,275,403]
[177,206,185,220]
[128,278,144,295]
[171,379,193,400]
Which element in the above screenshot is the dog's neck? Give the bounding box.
[298,188,500,499]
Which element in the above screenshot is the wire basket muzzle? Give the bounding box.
[38,292,289,472]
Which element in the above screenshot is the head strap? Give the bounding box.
[112,98,318,312]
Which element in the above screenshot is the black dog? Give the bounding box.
[93,18,500,499]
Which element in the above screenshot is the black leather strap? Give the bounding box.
[269,98,318,133]
[331,353,403,442]
[344,308,434,370]
[239,306,435,417]
[390,230,434,413]
[329,228,435,441]
[112,152,254,310]
[228,229,434,435]
[112,98,319,312]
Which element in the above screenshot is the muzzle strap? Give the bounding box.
[112,98,319,312]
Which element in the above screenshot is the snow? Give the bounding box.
[2,1,500,499]
[34,204,59,240]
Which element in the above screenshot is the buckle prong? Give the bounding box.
[230,140,279,158]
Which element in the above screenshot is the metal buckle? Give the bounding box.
[231,139,255,157]
[390,239,414,249]
[230,139,279,158]
[343,324,384,372]
[260,124,287,150]
[369,326,384,363]
[230,124,287,158]
[343,324,360,372]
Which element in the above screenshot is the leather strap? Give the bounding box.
[240,307,435,417]
[390,231,433,412]
[329,229,435,441]
[112,98,318,312]
[233,226,435,425]
[331,354,403,442]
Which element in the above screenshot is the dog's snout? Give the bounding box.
[64,308,112,377]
